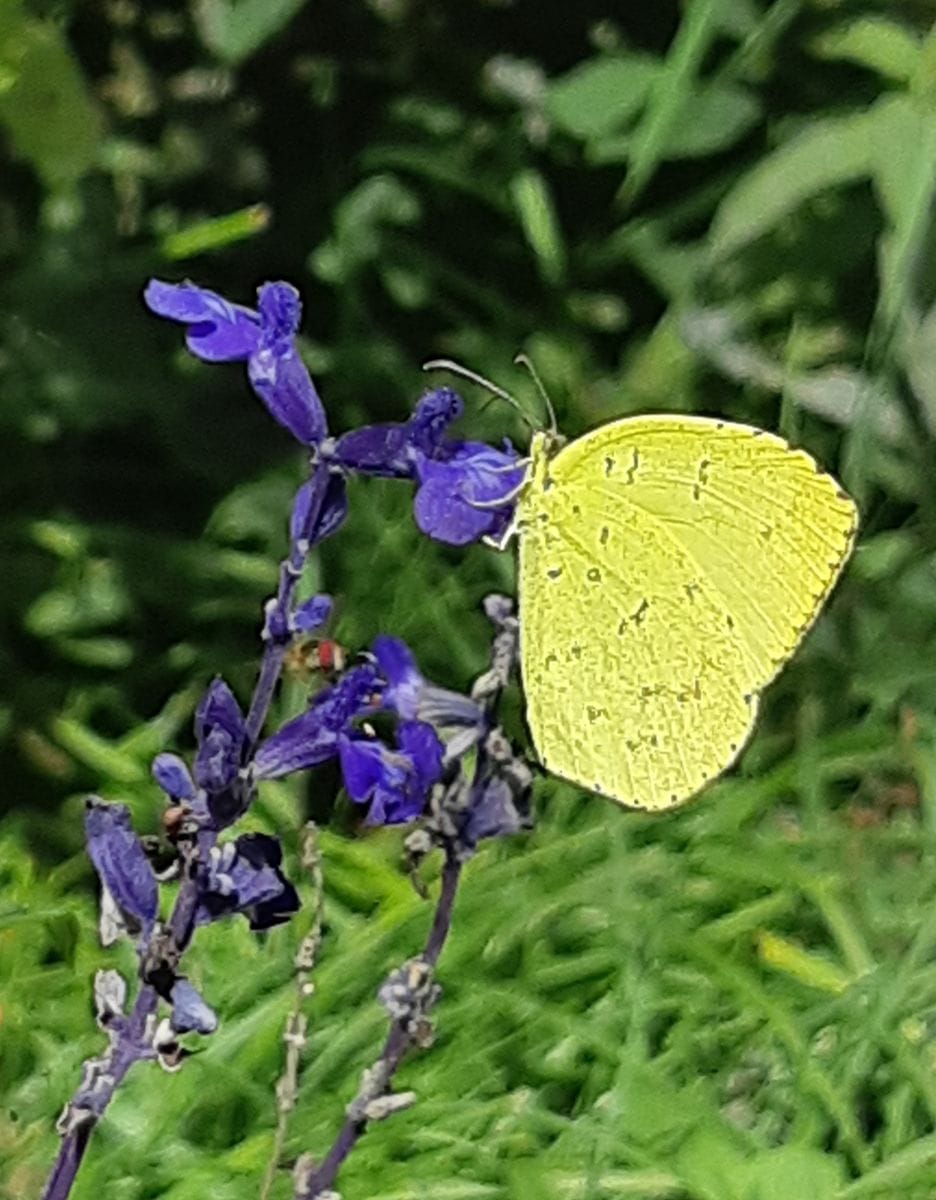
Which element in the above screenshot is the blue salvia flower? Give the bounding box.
[151,752,197,803]
[84,799,159,937]
[144,278,327,445]
[339,719,444,826]
[169,979,218,1035]
[330,388,465,477]
[248,283,328,446]
[145,278,527,546]
[143,278,261,361]
[254,636,495,827]
[195,833,299,930]
[372,634,486,757]
[411,438,524,545]
[192,677,249,827]
[334,388,525,545]
[254,662,384,780]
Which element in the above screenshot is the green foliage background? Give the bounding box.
[4,0,936,1196]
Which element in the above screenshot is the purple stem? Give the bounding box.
[296,855,463,1199]
[42,985,159,1200]
[245,459,329,751]
[43,462,329,1200]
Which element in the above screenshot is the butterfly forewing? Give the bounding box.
[518,415,857,810]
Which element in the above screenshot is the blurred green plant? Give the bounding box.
[4,0,936,1197]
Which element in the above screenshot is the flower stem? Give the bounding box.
[260,826,326,1200]
[43,465,329,1200]
[245,460,329,750]
[41,985,159,1200]
[294,855,462,1199]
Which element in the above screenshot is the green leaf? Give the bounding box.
[509,168,566,285]
[160,203,271,260]
[193,0,310,65]
[743,1146,843,1199]
[837,1133,936,1197]
[665,82,761,157]
[43,911,81,968]
[56,636,134,669]
[709,110,875,257]
[0,1,101,190]
[866,95,936,334]
[24,560,130,638]
[756,930,852,995]
[675,1125,751,1200]
[310,175,421,283]
[546,54,661,140]
[621,0,727,203]
[590,81,760,163]
[810,17,922,83]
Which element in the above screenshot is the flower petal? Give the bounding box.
[253,709,340,780]
[373,635,422,720]
[195,833,299,931]
[151,753,196,801]
[331,388,464,478]
[84,798,158,932]
[338,734,398,802]
[195,677,246,747]
[248,282,326,446]
[143,279,260,361]
[413,442,525,545]
[461,776,531,846]
[170,979,218,1035]
[248,345,327,445]
[254,663,382,779]
[332,422,415,478]
[292,593,334,634]
[194,678,246,794]
[406,388,465,457]
[344,721,443,827]
[311,474,348,544]
[397,719,444,793]
[257,280,301,341]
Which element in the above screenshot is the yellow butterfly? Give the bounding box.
[516,414,857,810]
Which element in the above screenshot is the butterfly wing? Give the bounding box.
[518,415,857,810]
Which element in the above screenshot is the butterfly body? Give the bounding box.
[517,415,857,810]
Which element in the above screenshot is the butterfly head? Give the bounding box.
[527,429,566,491]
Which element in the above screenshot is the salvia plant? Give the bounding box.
[42,278,535,1200]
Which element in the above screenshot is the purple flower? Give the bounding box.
[263,587,333,646]
[84,798,158,935]
[372,635,423,719]
[247,283,327,445]
[195,833,299,930]
[143,279,260,362]
[333,388,525,545]
[254,642,448,825]
[293,594,334,634]
[144,278,327,445]
[254,663,383,779]
[170,979,218,1035]
[373,635,484,748]
[309,474,349,543]
[151,753,196,802]
[191,678,249,827]
[332,389,464,478]
[194,678,247,793]
[460,772,531,848]
[340,719,443,825]
[413,441,525,546]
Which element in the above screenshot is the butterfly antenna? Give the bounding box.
[513,353,558,436]
[423,358,537,434]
